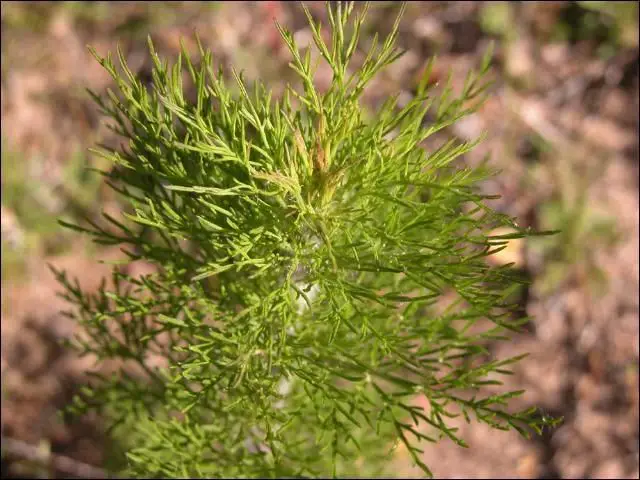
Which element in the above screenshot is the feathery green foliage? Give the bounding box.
[52,2,559,477]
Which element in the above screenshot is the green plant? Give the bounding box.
[52,2,559,477]
[479,2,516,40]
[1,140,62,278]
[530,156,619,297]
[0,1,58,34]
[551,1,638,59]
[579,1,639,49]
[1,138,105,280]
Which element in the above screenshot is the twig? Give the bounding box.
[1,436,116,479]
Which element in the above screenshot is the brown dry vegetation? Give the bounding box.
[1,1,638,478]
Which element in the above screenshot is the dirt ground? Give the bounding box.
[1,2,638,478]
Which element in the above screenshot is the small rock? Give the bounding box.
[412,17,447,45]
[582,116,634,152]
[591,459,625,479]
[506,39,535,82]
[486,227,525,269]
[0,205,25,249]
[601,89,630,123]
[517,452,541,479]
[293,28,313,50]
[541,43,569,68]
[385,49,418,82]
[452,113,484,141]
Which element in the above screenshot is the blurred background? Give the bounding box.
[1,1,638,478]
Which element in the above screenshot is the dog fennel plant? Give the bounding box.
[51,2,559,478]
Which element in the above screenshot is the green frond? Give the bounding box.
[54,2,559,478]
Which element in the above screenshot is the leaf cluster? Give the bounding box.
[54,2,559,477]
